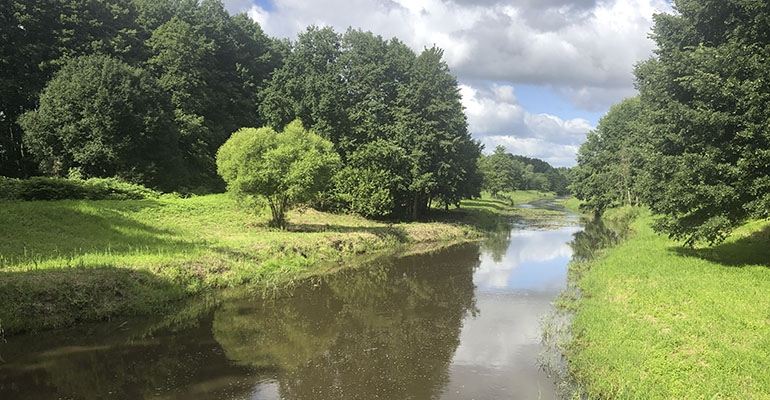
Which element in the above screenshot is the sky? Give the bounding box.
[222,0,673,167]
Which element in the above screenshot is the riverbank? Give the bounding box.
[566,210,770,398]
[0,191,550,335]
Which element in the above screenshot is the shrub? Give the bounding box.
[0,176,159,201]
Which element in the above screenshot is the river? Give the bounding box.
[0,199,581,399]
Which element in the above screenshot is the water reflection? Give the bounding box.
[476,228,581,292]
[0,203,583,400]
[445,225,581,400]
[570,215,623,262]
[213,245,479,400]
[0,244,479,400]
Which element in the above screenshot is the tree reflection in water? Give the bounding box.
[213,243,480,400]
[0,243,480,400]
[569,215,625,262]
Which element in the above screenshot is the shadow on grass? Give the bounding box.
[0,199,205,266]
[670,224,770,267]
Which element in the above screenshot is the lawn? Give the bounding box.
[567,211,770,399]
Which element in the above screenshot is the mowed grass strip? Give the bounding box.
[568,211,770,399]
[0,193,527,334]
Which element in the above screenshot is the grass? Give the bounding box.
[0,191,543,334]
[565,210,770,399]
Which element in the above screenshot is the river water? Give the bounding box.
[0,200,581,399]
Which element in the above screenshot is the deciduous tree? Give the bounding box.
[216,120,341,228]
[18,54,181,190]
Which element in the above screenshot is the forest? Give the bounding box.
[1,0,567,222]
[570,0,770,245]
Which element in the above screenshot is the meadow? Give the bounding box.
[565,211,770,399]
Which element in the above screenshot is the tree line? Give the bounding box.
[571,0,770,245]
[2,0,570,221]
[478,146,570,197]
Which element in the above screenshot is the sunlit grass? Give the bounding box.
[567,211,770,399]
[0,193,511,333]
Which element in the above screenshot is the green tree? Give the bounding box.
[395,46,481,218]
[333,140,410,218]
[571,97,647,213]
[1,0,144,178]
[18,54,180,190]
[216,120,341,228]
[633,0,770,244]
[144,1,283,191]
[477,146,524,197]
[259,26,348,145]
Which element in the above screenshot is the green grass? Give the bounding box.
[560,197,583,214]
[0,192,539,334]
[495,189,555,205]
[566,210,770,399]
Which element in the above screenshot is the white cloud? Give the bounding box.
[460,83,591,166]
[235,0,670,103]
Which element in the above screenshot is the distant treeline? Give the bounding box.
[478,146,569,197]
[570,0,770,245]
[1,0,566,219]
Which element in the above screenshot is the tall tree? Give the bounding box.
[634,0,770,244]
[261,28,480,218]
[571,97,647,213]
[477,146,524,197]
[1,0,143,178]
[260,26,348,146]
[395,46,481,218]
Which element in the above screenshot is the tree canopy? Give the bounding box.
[4,0,282,192]
[477,146,569,197]
[18,54,181,190]
[216,120,341,229]
[5,1,484,220]
[572,0,770,245]
[260,27,481,219]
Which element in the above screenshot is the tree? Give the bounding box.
[395,46,481,218]
[18,54,181,190]
[216,120,341,229]
[477,146,524,197]
[1,0,144,178]
[260,28,480,219]
[333,140,410,218]
[571,97,647,213]
[633,0,770,245]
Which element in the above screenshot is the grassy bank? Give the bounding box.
[566,210,770,398]
[0,192,543,335]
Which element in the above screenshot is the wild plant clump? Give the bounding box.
[0,176,159,201]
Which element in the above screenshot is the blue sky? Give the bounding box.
[224,0,673,166]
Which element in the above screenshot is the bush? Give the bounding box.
[0,176,160,201]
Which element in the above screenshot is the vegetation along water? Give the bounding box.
[3,0,770,398]
[1,198,578,399]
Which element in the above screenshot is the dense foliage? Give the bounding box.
[477,146,570,197]
[261,27,482,219]
[3,0,282,191]
[3,1,483,219]
[571,98,647,213]
[0,176,159,201]
[572,0,770,245]
[216,121,341,228]
[18,54,181,190]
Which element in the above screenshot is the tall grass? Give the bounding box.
[566,210,770,399]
